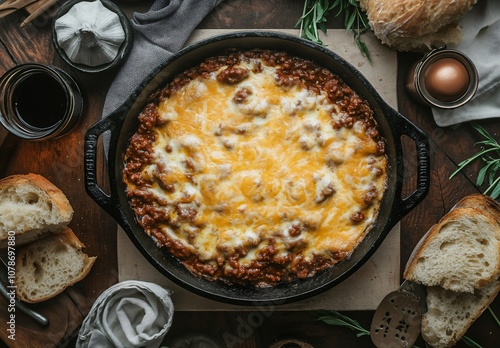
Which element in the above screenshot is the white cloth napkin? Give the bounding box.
[432,0,500,127]
[76,281,174,348]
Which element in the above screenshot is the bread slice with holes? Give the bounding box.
[0,173,73,248]
[421,280,500,348]
[15,227,96,303]
[404,204,500,293]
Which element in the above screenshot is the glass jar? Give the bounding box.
[0,63,84,140]
[405,47,478,109]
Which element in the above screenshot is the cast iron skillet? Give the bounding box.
[84,32,430,306]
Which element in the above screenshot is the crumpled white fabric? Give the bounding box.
[432,0,500,127]
[76,281,174,348]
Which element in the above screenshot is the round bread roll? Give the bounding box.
[358,0,478,51]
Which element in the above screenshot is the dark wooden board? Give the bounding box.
[1,1,499,347]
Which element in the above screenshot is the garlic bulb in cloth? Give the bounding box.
[54,0,125,67]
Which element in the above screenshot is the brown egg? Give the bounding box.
[424,58,470,102]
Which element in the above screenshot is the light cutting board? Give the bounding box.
[118,29,400,311]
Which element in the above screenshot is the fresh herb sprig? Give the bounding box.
[315,310,370,337]
[315,310,500,348]
[449,123,500,199]
[488,306,500,327]
[295,0,371,61]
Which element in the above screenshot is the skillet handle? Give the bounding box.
[84,106,126,216]
[385,106,430,219]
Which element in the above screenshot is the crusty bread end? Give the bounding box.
[15,228,96,303]
[0,173,73,248]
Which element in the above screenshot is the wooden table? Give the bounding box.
[1,1,499,347]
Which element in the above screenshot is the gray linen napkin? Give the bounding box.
[76,280,174,348]
[102,0,224,119]
[432,0,500,127]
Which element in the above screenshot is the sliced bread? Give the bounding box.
[404,194,500,348]
[0,173,74,248]
[421,279,500,348]
[15,227,96,303]
[404,205,500,293]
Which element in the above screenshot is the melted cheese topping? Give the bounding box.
[125,55,388,283]
[131,58,386,260]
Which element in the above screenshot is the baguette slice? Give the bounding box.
[0,173,74,248]
[15,228,96,303]
[422,279,500,348]
[404,203,500,293]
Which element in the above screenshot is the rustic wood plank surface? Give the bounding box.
[0,1,499,347]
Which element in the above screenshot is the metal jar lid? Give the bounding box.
[405,47,479,109]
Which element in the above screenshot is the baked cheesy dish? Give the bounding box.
[123,49,388,286]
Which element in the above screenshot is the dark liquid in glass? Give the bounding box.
[13,73,67,129]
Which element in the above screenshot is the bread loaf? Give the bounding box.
[358,0,478,51]
[0,173,73,248]
[15,228,96,303]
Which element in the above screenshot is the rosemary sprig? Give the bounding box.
[449,123,500,199]
[488,306,500,327]
[315,310,370,338]
[342,0,371,61]
[295,0,371,61]
[314,310,500,347]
